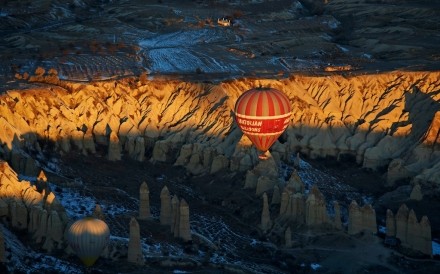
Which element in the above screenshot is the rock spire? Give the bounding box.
[127,217,144,265]
[139,182,150,219]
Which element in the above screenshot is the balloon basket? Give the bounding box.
[258,152,269,160]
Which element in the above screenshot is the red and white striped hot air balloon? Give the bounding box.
[66,217,110,267]
[234,87,291,159]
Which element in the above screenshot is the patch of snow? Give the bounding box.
[173,9,182,15]
[139,29,224,49]
[337,44,349,52]
[433,241,440,255]
[311,263,322,270]
[50,184,96,219]
[1,224,82,273]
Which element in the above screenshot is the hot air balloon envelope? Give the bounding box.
[234,87,291,159]
[66,217,110,267]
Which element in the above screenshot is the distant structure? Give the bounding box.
[217,18,231,27]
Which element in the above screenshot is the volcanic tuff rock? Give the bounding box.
[0,72,439,189]
[409,184,423,201]
[333,201,342,230]
[348,200,363,235]
[178,199,191,242]
[160,186,172,226]
[138,181,151,219]
[0,226,5,263]
[386,209,396,237]
[390,204,432,256]
[0,161,69,251]
[285,227,292,248]
[348,202,377,235]
[260,192,272,232]
[127,217,144,265]
[305,186,328,226]
[396,204,410,244]
[93,203,106,221]
[171,195,180,236]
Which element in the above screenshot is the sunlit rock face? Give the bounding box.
[0,161,69,251]
[0,71,439,190]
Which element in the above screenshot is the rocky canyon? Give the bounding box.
[0,0,439,273]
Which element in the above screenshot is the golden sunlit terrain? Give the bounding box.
[0,0,439,273]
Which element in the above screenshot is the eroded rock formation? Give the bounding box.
[389,204,432,256]
[305,186,328,227]
[178,199,191,242]
[348,202,377,235]
[0,161,69,252]
[93,204,106,221]
[139,181,151,220]
[0,226,5,263]
[160,186,172,226]
[127,217,144,265]
[0,72,439,189]
[260,192,271,232]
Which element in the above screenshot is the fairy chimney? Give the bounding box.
[406,209,420,250]
[28,205,43,234]
[361,204,377,234]
[139,182,150,219]
[395,204,409,243]
[385,209,396,237]
[293,152,301,169]
[107,131,121,161]
[287,169,305,194]
[36,170,49,192]
[34,209,48,243]
[260,192,271,232]
[42,211,64,252]
[93,203,106,221]
[160,186,172,226]
[37,170,47,182]
[291,193,305,224]
[0,226,6,263]
[179,199,191,242]
[171,195,180,236]
[279,190,289,216]
[409,184,423,201]
[271,185,281,205]
[419,216,432,256]
[0,199,7,217]
[127,217,145,265]
[10,200,28,230]
[333,201,342,230]
[305,186,327,226]
[285,227,292,248]
[348,200,362,235]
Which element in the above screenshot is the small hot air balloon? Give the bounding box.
[234,87,291,159]
[66,217,110,267]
